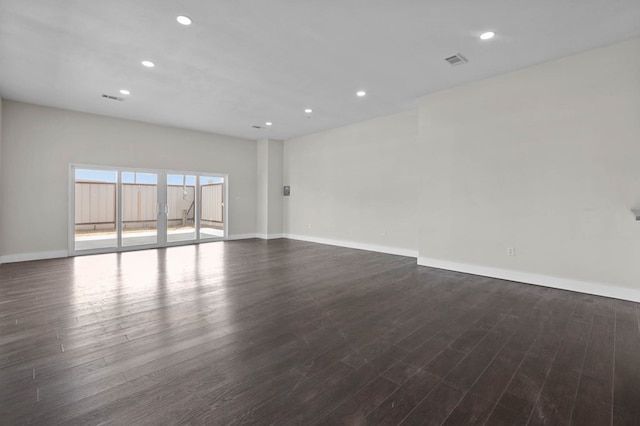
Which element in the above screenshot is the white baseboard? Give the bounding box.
[2,239,637,303]
[0,250,69,264]
[285,233,419,258]
[418,256,640,303]
[227,233,258,241]
[255,233,285,240]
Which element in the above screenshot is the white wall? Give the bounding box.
[0,101,257,258]
[267,140,284,236]
[284,109,419,255]
[417,37,640,293]
[256,138,283,237]
[256,139,269,236]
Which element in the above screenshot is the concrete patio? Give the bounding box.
[74,227,224,251]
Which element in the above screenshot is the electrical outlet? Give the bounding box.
[308,224,312,229]
[507,247,515,256]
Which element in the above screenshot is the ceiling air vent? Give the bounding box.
[252,125,262,129]
[445,54,468,67]
[102,94,124,101]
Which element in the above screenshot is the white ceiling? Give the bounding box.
[1,1,639,141]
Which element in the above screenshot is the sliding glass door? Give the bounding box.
[167,174,197,243]
[73,169,118,251]
[70,165,227,255]
[200,176,225,240]
[122,171,159,247]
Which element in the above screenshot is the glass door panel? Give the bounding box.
[74,169,118,251]
[199,176,225,240]
[167,174,196,243]
[71,166,227,255]
[121,172,158,247]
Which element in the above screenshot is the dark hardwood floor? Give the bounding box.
[1,239,639,425]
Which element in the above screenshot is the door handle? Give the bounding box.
[156,204,168,216]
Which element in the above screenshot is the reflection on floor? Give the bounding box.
[1,239,638,424]
[74,228,223,250]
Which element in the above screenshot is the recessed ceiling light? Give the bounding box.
[265,122,273,126]
[141,60,155,68]
[304,109,313,114]
[119,89,130,95]
[177,15,192,26]
[480,31,495,40]
[357,91,366,97]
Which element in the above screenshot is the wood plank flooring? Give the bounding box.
[1,239,639,425]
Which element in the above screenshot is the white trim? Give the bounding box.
[68,165,75,256]
[227,233,259,240]
[285,233,418,258]
[418,256,640,303]
[255,233,285,240]
[1,250,68,264]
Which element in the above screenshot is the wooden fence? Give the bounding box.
[75,182,223,227]
[75,182,117,225]
[201,184,224,223]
